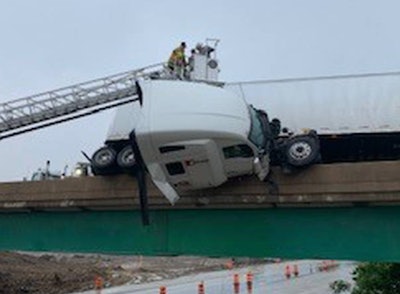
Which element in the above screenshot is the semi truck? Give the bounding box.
[91,63,400,203]
[90,41,320,203]
[91,79,320,203]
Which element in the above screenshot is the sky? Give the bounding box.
[0,0,400,181]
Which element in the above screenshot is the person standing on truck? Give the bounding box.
[186,48,196,79]
[168,42,187,79]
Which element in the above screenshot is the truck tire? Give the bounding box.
[286,136,319,167]
[117,145,137,169]
[91,146,117,174]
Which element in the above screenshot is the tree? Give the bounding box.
[352,263,400,294]
[330,279,351,293]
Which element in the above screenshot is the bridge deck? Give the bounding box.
[1,160,399,211]
[1,161,400,261]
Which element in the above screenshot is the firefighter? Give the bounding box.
[185,49,196,79]
[188,49,196,71]
[168,42,187,79]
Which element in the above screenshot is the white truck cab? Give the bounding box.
[131,80,271,203]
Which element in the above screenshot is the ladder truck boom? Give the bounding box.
[0,63,164,140]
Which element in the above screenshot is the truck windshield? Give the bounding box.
[248,106,266,149]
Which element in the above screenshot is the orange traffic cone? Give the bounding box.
[233,273,240,293]
[293,264,299,277]
[159,286,167,294]
[285,265,291,279]
[246,271,253,293]
[198,281,205,294]
[94,275,104,293]
[322,260,328,271]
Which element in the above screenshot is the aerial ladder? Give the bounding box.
[0,63,166,140]
[0,39,222,141]
[0,63,172,225]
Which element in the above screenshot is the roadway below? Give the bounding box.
[74,260,356,294]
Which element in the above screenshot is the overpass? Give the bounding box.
[1,160,400,262]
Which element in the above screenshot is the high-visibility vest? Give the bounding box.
[168,47,185,66]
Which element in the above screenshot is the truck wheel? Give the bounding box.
[91,146,117,174]
[117,145,137,169]
[286,136,319,167]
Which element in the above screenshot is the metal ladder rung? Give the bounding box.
[0,63,165,136]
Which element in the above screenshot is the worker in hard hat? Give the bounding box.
[168,42,187,79]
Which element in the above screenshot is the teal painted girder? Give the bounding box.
[1,207,399,262]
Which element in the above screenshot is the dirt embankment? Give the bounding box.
[0,252,106,294]
[0,252,242,294]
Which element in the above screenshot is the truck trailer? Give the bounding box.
[226,72,400,163]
